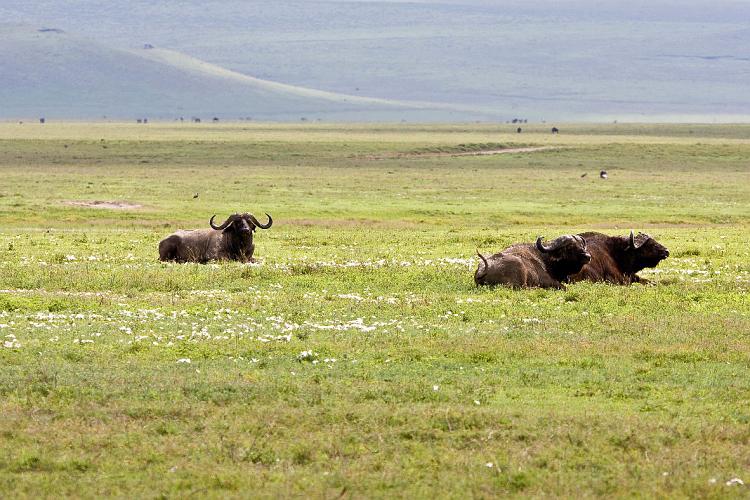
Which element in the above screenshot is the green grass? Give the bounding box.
[0,122,749,497]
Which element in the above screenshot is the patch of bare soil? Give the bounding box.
[64,200,142,210]
[449,146,560,156]
[364,146,561,160]
[286,218,421,229]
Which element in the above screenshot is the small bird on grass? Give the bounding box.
[580,173,587,178]
[600,170,608,179]
[193,192,199,199]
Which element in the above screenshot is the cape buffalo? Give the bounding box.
[159,212,272,263]
[569,231,669,284]
[475,235,591,289]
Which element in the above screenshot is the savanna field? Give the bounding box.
[0,122,748,498]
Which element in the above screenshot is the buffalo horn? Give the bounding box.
[536,236,553,253]
[245,213,273,229]
[476,250,488,270]
[210,214,235,230]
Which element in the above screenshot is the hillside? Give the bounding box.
[2,1,749,122]
[0,25,484,121]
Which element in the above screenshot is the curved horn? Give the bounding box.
[245,213,273,229]
[475,250,489,285]
[579,235,587,247]
[477,250,488,271]
[629,230,635,249]
[210,214,235,230]
[536,236,553,253]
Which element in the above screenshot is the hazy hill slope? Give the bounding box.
[2,1,749,121]
[0,25,480,121]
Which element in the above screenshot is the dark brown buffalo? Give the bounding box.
[475,235,591,289]
[569,231,669,284]
[159,212,272,263]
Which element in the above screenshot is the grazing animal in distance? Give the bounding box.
[551,127,559,134]
[600,170,608,179]
[159,212,272,263]
[517,127,522,133]
[569,231,669,285]
[475,235,591,289]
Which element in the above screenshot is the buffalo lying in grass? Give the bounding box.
[569,231,669,284]
[159,212,272,263]
[475,235,591,289]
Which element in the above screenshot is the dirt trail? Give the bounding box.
[64,200,142,210]
[365,146,561,160]
[446,146,560,156]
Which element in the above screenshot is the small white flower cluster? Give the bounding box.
[439,310,464,319]
[456,298,483,304]
[304,317,395,333]
[280,256,476,271]
[257,333,292,343]
[335,293,399,304]
[295,351,337,366]
[3,333,21,349]
[297,350,318,362]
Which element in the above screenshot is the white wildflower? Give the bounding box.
[3,339,21,349]
[297,350,317,361]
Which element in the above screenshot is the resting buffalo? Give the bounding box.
[159,212,272,263]
[569,231,669,284]
[475,235,591,289]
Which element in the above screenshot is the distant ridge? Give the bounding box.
[0,25,494,121]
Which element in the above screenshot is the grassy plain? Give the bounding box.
[0,122,749,498]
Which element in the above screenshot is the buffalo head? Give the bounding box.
[210,212,273,234]
[627,230,669,269]
[209,212,273,262]
[536,234,591,272]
